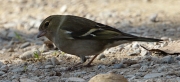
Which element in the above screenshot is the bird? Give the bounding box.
[37,15,162,69]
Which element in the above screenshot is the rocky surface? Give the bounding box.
[0,0,180,82]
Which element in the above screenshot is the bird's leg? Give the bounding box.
[85,54,99,67]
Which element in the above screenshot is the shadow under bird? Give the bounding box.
[37,15,162,70]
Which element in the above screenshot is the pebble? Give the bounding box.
[71,71,87,76]
[60,5,67,13]
[66,77,85,82]
[19,49,41,60]
[11,74,21,79]
[0,65,9,72]
[139,65,148,72]
[161,56,175,64]
[89,72,128,82]
[157,66,168,72]
[140,49,148,56]
[130,64,141,68]
[11,67,24,73]
[97,54,106,60]
[132,42,139,49]
[51,57,60,66]
[20,78,37,82]
[0,71,5,76]
[19,51,34,60]
[45,65,54,69]
[112,63,124,69]
[149,13,158,22]
[144,72,166,79]
[47,76,61,82]
[20,42,30,48]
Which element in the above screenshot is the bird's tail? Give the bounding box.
[112,32,163,42]
[121,37,162,42]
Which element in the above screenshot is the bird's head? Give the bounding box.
[37,15,61,40]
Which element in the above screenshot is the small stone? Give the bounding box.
[47,76,61,82]
[60,5,67,13]
[11,74,20,79]
[27,64,38,71]
[39,44,49,52]
[130,64,141,68]
[161,56,175,64]
[144,72,166,79]
[20,78,37,82]
[51,57,60,66]
[112,63,124,69]
[132,42,139,49]
[20,49,41,60]
[0,65,9,72]
[139,66,148,72]
[161,37,170,41]
[157,66,168,72]
[45,65,54,69]
[149,13,158,22]
[0,71,5,76]
[71,71,86,76]
[140,49,148,56]
[11,67,24,73]
[66,77,85,82]
[97,54,106,60]
[19,51,34,60]
[89,72,128,82]
[20,42,30,48]
[97,65,106,69]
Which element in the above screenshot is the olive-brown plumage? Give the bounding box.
[37,15,162,68]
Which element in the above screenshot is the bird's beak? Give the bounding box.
[37,31,46,38]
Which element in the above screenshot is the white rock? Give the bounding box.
[19,51,34,60]
[60,5,67,13]
[20,49,41,60]
[132,42,139,49]
[140,49,148,56]
[149,13,158,22]
[97,54,106,60]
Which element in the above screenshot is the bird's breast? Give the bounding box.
[54,39,106,57]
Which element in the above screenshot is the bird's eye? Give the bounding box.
[44,21,49,28]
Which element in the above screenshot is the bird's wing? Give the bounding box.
[60,15,138,40]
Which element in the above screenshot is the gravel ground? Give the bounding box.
[0,0,180,82]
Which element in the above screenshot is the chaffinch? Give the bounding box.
[37,15,162,68]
